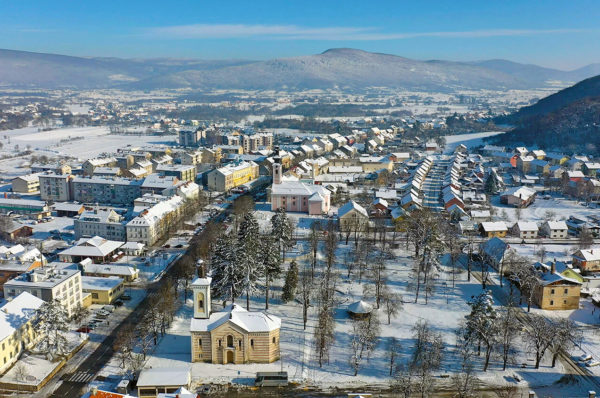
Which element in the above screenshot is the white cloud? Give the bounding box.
[145,24,592,41]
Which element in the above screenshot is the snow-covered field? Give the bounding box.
[126,235,584,394]
[443,131,506,154]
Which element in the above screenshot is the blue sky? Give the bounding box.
[2,0,600,69]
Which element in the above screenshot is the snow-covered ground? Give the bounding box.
[127,236,583,393]
[443,131,506,154]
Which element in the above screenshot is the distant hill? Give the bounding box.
[497,75,600,124]
[0,48,598,91]
[492,75,600,154]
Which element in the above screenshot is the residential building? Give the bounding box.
[11,174,40,193]
[156,164,196,182]
[207,161,259,192]
[72,177,142,205]
[511,221,539,239]
[74,208,126,241]
[540,221,569,239]
[79,258,138,282]
[338,201,369,232]
[500,186,537,207]
[141,174,179,195]
[0,292,44,374]
[126,195,184,246]
[179,129,204,147]
[4,265,83,316]
[81,276,124,304]
[52,202,85,217]
[573,249,600,273]
[30,163,71,175]
[479,222,508,238]
[533,262,581,310]
[83,157,117,176]
[190,278,281,364]
[0,245,46,291]
[479,237,507,270]
[39,174,74,202]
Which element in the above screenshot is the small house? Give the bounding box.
[533,262,581,310]
[137,367,191,398]
[540,220,568,239]
[511,221,539,239]
[500,186,536,208]
[479,221,508,238]
[573,249,600,273]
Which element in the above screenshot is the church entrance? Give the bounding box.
[226,350,234,364]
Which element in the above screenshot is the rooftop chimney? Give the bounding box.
[590,392,596,398]
[528,392,535,398]
[551,261,556,275]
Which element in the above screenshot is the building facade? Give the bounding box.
[39,174,73,202]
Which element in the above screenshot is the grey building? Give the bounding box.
[74,208,127,241]
[72,177,142,205]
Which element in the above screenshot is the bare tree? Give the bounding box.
[381,285,402,324]
[549,318,580,368]
[299,263,313,330]
[499,293,520,371]
[523,314,554,369]
[387,337,401,376]
[579,227,594,249]
[394,364,414,398]
[411,321,444,398]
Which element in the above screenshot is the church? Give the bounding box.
[269,150,331,215]
[189,278,281,364]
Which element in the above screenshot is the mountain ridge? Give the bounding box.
[0,47,597,91]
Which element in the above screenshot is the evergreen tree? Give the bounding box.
[484,174,499,194]
[259,234,281,309]
[465,290,499,371]
[211,232,244,303]
[271,208,293,260]
[282,260,299,302]
[37,299,70,360]
[237,213,263,310]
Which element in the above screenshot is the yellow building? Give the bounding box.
[0,292,44,374]
[81,276,124,304]
[479,222,508,238]
[533,265,581,310]
[206,161,259,191]
[189,278,281,364]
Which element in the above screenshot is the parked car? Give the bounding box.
[113,300,124,307]
[121,294,132,301]
[76,326,92,333]
[102,305,115,313]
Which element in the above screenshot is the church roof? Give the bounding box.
[190,303,281,333]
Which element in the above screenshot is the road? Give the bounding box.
[44,200,233,397]
[421,156,449,211]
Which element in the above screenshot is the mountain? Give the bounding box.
[493,75,600,153]
[0,49,252,89]
[498,74,600,124]
[0,47,598,91]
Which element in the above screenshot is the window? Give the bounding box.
[227,335,234,348]
[92,293,99,299]
[198,338,202,347]
[563,300,567,305]
[218,339,221,347]
[239,340,242,349]
[272,337,276,344]
[550,289,555,295]
[564,288,569,294]
[250,339,254,348]
[550,300,554,306]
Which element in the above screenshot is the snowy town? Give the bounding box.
[3,3,600,398]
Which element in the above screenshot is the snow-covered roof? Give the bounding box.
[480,221,507,232]
[514,221,538,232]
[544,220,568,230]
[574,249,600,262]
[347,300,373,314]
[338,200,368,219]
[190,304,281,333]
[0,292,44,342]
[82,262,137,277]
[137,367,191,388]
[480,237,507,263]
[81,276,123,291]
[271,180,329,197]
[59,236,124,258]
[501,186,536,201]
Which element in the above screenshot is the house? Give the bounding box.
[540,221,568,239]
[479,237,507,270]
[0,224,33,242]
[137,367,191,398]
[470,210,490,222]
[534,260,584,284]
[573,249,600,273]
[58,236,124,263]
[11,174,40,193]
[189,278,281,364]
[338,201,369,232]
[500,186,536,207]
[479,222,508,238]
[0,245,46,290]
[206,161,259,192]
[81,276,124,304]
[0,292,45,374]
[533,262,581,310]
[371,198,389,216]
[511,221,539,239]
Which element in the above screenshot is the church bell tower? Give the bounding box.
[192,277,211,319]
